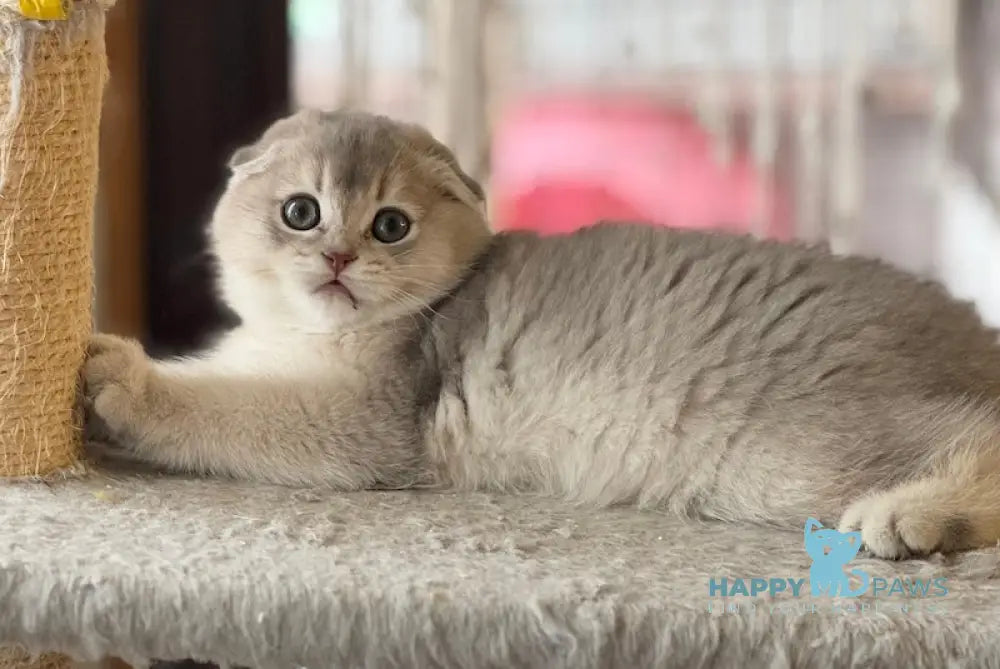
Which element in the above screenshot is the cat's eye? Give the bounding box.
[281,194,321,231]
[371,208,412,244]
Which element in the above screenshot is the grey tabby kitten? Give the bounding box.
[85,108,1000,560]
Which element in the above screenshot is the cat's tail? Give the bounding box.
[845,569,870,598]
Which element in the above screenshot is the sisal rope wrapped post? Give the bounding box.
[0,0,114,480]
[0,648,76,669]
[1,1,116,666]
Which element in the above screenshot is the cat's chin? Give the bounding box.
[288,287,369,333]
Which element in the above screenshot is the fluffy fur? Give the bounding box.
[83,109,1000,559]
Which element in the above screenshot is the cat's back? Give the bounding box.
[444,222,998,395]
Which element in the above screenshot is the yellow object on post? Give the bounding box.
[17,0,68,20]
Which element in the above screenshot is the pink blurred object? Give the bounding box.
[490,95,792,239]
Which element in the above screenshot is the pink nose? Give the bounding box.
[323,251,357,277]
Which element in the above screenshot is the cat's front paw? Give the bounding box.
[838,489,963,559]
[83,333,151,436]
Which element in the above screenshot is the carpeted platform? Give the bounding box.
[2,468,1000,668]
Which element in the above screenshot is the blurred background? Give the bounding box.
[94,0,1000,357]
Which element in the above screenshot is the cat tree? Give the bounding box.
[1,0,113,666]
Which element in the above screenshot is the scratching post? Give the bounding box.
[0,648,71,669]
[0,0,112,478]
[1,1,115,666]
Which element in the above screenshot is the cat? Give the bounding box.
[804,518,868,597]
[83,108,1000,560]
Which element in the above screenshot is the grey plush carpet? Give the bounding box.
[2,468,1000,669]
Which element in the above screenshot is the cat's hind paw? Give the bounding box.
[838,487,970,559]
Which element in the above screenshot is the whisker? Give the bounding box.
[358,276,450,291]
[377,286,454,322]
[356,276,479,306]
[362,277,451,291]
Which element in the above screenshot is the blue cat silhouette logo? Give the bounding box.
[803,517,869,597]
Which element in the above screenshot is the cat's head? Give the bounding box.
[804,518,863,563]
[208,108,493,333]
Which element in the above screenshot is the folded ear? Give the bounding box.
[399,123,486,207]
[227,144,260,171]
[226,139,290,179]
[227,109,320,176]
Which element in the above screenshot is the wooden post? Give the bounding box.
[95,0,145,339]
[424,0,489,183]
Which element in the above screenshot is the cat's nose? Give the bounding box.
[323,251,357,277]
